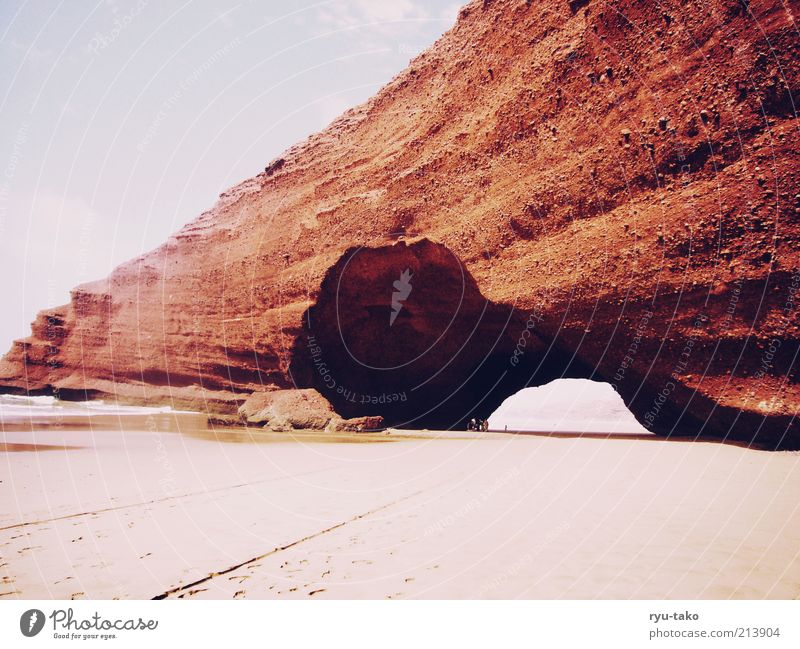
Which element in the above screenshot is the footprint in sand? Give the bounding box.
[18,546,43,554]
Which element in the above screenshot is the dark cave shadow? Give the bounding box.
[288,239,598,430]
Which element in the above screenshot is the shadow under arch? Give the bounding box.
[285,238,800,451]
[288,238,594,430]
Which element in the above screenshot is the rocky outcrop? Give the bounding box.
[238,388,335,430]
[235,388,385,432]
[1,0,798,448]
[326,416,386,433]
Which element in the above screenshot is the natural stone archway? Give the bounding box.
[289,239,595,430]
[286,239,799,449]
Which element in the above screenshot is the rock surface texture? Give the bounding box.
[238,388,337,430]
[1,0,798,448]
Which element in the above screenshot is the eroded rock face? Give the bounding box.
[237,388,386,432]
[326,416,386,433]
[288,239,554,429]
[1,0,798,447]
[238,389,335,430]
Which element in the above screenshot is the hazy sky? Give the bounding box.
[491,379,649,433]
[0,0,460,353]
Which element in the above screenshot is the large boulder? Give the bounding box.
[238,388,335,430]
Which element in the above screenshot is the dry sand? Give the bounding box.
[1,412,799,600]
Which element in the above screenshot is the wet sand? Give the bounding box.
[1,412,799,599]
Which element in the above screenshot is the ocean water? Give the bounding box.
[0,394,178,419]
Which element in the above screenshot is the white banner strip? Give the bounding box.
[1,600,798,648]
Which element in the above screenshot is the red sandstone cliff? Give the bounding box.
[2,0,799,448]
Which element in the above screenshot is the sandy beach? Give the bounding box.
[1,404,799,600]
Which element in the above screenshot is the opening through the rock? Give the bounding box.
[289,239,602,430]
[488,378,649,434]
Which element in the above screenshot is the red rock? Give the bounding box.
[327,416,386,433]
[0,0,798,448]
[238,389,335,430]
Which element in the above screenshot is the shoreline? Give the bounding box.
[0,407,784,452]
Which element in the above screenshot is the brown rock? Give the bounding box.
[266,417,292,433]
[0,0,798,449]
[238,389,335,429]
[206,414,246,427]
[327,416,386,433]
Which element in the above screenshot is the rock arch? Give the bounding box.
[285,239,798,449]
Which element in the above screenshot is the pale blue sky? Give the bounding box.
[0,0,460,353]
